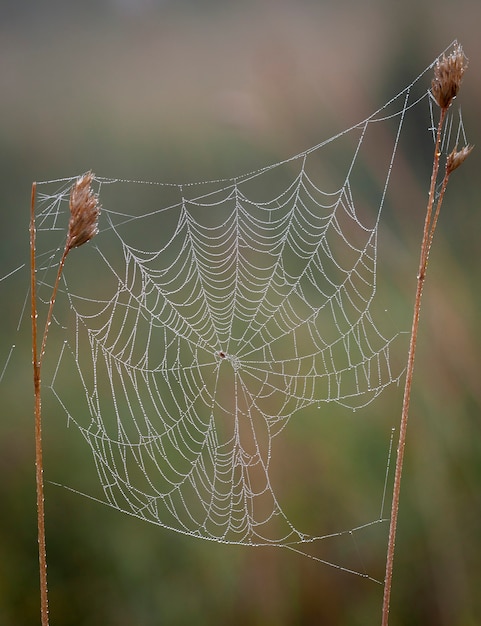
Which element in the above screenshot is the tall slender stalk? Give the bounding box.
[30,182,49,626]
[381,44,472,626]
[30,173,100,626]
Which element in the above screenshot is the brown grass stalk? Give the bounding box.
[31,173,99,626]
[381,43,472,626]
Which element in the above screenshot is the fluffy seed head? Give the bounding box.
[446,144,474,174]
[67,172,100,250]
[431,43,468,109]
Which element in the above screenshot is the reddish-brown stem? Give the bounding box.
[31,183,72,626]
[39,247,69,365]
[30,172,99,626]
[31,182,49,626]
[381,106,449,626]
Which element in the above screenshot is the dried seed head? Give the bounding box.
[431,43,468,109]
[446,144,474,174]
[67,171,100,250]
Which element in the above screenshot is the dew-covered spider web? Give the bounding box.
[30,42,469,581]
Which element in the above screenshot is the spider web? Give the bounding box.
[32,42,466,580]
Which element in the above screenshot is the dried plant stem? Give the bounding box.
[382,43,472,624]
[32,184,68,626]
[381,103,466,624]
[31,182,49,626]
[30,173,99,626]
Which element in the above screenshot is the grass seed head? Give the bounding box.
[446,144,474,174]
[67,172,101,250]
[431,43,468,110]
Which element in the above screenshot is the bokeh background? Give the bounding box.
[1,1,480,625]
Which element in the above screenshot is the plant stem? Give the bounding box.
[31,182,71,626]
[31,172,99,626]
[31,182,49,626]
[381,107,450,625]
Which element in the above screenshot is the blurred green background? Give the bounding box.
[1,1,480,625]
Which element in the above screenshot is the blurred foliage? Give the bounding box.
[1,1,480,625]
